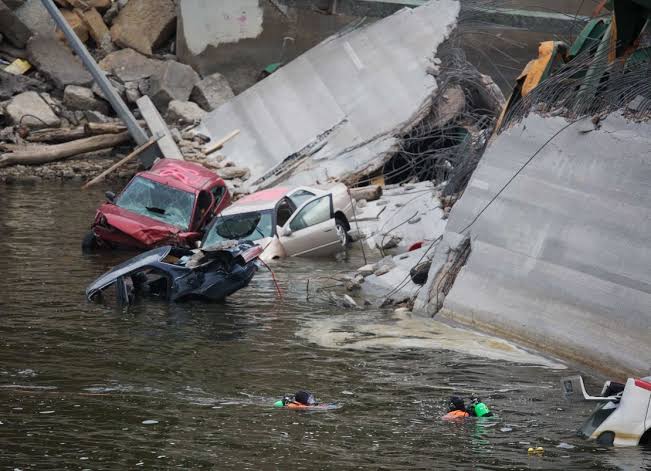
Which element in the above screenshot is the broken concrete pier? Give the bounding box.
[437,112,651,377]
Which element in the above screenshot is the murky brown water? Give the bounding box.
[0,183,649,470]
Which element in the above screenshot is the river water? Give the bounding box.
[0,184,649,470]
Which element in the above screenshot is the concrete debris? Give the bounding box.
[353,182,446,253]
[99,48,163,82]
[27,35,93,88]
[110,0,176,56]
[58,9,89,44]
[0,0,32,48]
[78,7,113,52]
[6,91,61,129]
[14,0,56,36]
[195,1,464,189]
[0,69,51,101]
[165,100,206,126]
[190,72,234,111]
[148,60,200,111]
[63,85,109,114]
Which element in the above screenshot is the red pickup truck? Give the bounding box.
[83,159,230,251]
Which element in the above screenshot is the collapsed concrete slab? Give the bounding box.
[196,0,461,188]
[148,60,200,111]
[438,112,651,377]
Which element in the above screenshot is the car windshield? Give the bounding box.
[115,176,195,230]
[203,211,273,246]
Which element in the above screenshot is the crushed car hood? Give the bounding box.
[100,203,181,245]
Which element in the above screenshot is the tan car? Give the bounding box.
[200,184,354,262]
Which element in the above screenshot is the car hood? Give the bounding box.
[86,246,172,299]
[99,203,181,245]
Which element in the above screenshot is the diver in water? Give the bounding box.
[442,396,470,420]
[467,396,493,418]
[275,390,317,408]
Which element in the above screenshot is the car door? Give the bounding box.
[278,194,340,257]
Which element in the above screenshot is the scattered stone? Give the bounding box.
[99,48,163,82]
[148,60,199,110]
[627,95,645,112]
[0,0,32,48]
[78,8,112,52]
[27,35,93,88]
[110,0,176,56]
[190,72,234,111]
[342,295,358,308]
[92,77,126,101]
[380,234,402,250]
[63,85,109,114]
[102,1,120,25]
[123,81,141,104]
[58,9,89,43]
[165,100,206,125]
[14,0,56,36]
[170,127,182,143]
[218,166,249,180]
[6,91,61,129]
[83,110,112,123]
[0,69,51,101]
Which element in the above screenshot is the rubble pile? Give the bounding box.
[0,0,241,183]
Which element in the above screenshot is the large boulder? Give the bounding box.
[27,35,93,89]
[190,72,234,111]
[63,85,109,114]
[110,0,176,56]
[148,60,199,111]
[99,48,164,82]
[0,0,31,48]
[6,91,61,129]
[165,100,206,125]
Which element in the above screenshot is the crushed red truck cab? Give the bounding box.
[83,159,231,251]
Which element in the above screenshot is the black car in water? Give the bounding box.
[86,241,263,306]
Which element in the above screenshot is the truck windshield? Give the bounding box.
[115,176,195,230]
[203,211,273,247]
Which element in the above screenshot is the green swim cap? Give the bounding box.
[274,400,284,408]
[474,402,491,417]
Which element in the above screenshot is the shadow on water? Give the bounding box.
[0,184,649,469]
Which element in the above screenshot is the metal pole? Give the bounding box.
[40,0,158,165]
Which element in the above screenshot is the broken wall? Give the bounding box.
[176,0,362,94]
[439,112,651,377]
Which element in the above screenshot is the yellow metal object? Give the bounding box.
[520,42,556,97]
[4,58,32,75]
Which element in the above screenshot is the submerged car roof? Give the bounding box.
[139,159,224,193]
[222,187,290,214]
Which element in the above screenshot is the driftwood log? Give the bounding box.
[0,132,130,168]
[26,123,127,143]
[350,184,383,202]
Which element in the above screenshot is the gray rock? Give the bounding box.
[6,91,60,129]
[0,69,51,101]
[27,35,93,89]
[0,0,31,48]
[123,81,141,104]
[83,110,112,123]
[102,1,120,25]
[99,48,164,82]
[149,60,200,111]
[92,77,126,101]
[14,0,56,36]
[63,85,109,114]
[165,100,206,125]
[110,0,176,56]
[190,72,234,111]
[357,264,375,277]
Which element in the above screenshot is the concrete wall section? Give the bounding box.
[441,113,651,376]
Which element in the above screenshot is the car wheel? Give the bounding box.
[597,431,615,446]
[81,231,98,252]
[335,219,350,246]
